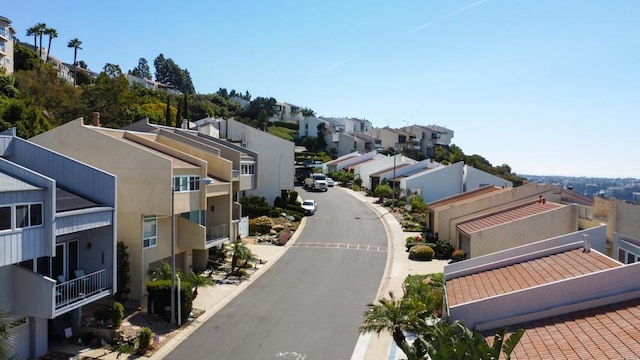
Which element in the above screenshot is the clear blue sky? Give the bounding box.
[4,1,639,178]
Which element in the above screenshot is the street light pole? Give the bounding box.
[392,148,397,210]
[170,184,176,325]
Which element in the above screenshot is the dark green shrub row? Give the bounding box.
[273,121,299,130]
[147,279,193,325]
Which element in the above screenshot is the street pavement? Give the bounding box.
[50,187,448,360]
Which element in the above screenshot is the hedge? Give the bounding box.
[147,279,193,324]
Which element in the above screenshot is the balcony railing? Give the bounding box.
[206,223,229,245]
[232,170,240,180]
[55,269,111,309]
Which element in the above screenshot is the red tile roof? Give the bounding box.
[446,248,621,307]
[487,298,640,359]
[427,186,503,209]
[456,201,563,235]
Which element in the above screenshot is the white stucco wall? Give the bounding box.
[464,165,512,190]
[224,119,294,204]
[402,161,464,203]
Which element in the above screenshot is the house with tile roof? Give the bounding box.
[31,115,235,308]
[613,232,640,264]
[427,182,561,244]
[455,199,577,257]
[444,226,640,359]
[0,129,116,359]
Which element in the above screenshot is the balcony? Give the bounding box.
[178,217,229,250]
[232,202,242,221]
[55,269,113,316]
[11,266,112,319]
[206,223,229,246]
[206,181,230,196]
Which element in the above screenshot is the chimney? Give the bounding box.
[181,119,188,129]
[582,234,591,253]
[92,112,101,126]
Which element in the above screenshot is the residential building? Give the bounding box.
[403,124,454,157]
[445,226,640,359]
[368,127,415,153]
[455,200,577,257]
[427,182,560,244]
[613,233,640,264]
[325,152,360,173]
[126,73,181,95]
[0,15,16,74]
[31,115,234,308]
[0,129,117,359]
[351,154,417,190]
[370,159,441,191]
[398,162,512,204]
[210,118,294,205]
[270,102,303,123]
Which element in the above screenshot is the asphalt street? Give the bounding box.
[163,186,388,360]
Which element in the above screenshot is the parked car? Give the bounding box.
[326,177,335,187]
[304,173,328,192]
[301,199,318,215]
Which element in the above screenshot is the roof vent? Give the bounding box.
[582,234,591,253]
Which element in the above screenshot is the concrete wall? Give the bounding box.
[464,165,512,190]
[224,119,294,205]
[437,183,560,244]
[402,161,464,203]
[613,198,640,240]
[462,204,578,258]
[356,154,415,190]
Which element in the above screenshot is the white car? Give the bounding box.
[301,199,318,215]
[326,177,335,187]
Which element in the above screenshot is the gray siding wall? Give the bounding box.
[10,139,116,207]
[55,210,113,236]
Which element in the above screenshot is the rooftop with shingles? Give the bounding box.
[485,298,640,359]
[446,248,620,307]
[456,201,563,235]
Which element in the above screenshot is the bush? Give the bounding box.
[146,279,194,324]
[288,191,299,204]
[273,196,286,208]
[138,327,153,349]
[452,249,466,262]
[110,302,125,328]
[434,240,455,259]
[249,216,274,235]
[409,245,435,261]
[275,228,292,246]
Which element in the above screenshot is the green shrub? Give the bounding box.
[110,302,125,328]
[434,240,455,259]
[409,245,434,261]
[452,249,466,261]
[409,195,427,212]
[249,216,274,234]
[288,191,299,204]
[138,327,153,349]
[273,196,286,208]
[146,279,193,324]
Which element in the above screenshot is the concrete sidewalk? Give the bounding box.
[47,187,445,360]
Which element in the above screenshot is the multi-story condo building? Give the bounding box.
[0,129,117,359]
[31,114,240,310]
[0,15,16,74]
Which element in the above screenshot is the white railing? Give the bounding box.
[206,223,229,244]
[55,269,111,309]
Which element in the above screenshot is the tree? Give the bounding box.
[25,25,39,50]
[0,307,16,360]
[34,23,47,58]
[67,38,83,86]
[115,241,131,302]
[316,122,327,151]
[182,93,188,120]
[244,96,277,120]
[44,27,58,63]
[224,237,258,276]
[165,95,172,126]
[257,109,268,131]
[301,107,315,119]
[359,292,424,360]
[13,43,41,71]
[153,54,195,94]
[130,57,152,80]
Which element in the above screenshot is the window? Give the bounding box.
[15,203,43,229]
[143,215,157,248]
[172,176,200,192]
[241,163,255,175]
[0,206,10,231]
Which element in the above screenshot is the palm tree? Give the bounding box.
[34,23,47,58]
[0,307,16,360]
[359,292,425,360]
[67,38,83,85]
[224,237,258,276]
[25,25,39,50]
[44,27,58,63]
